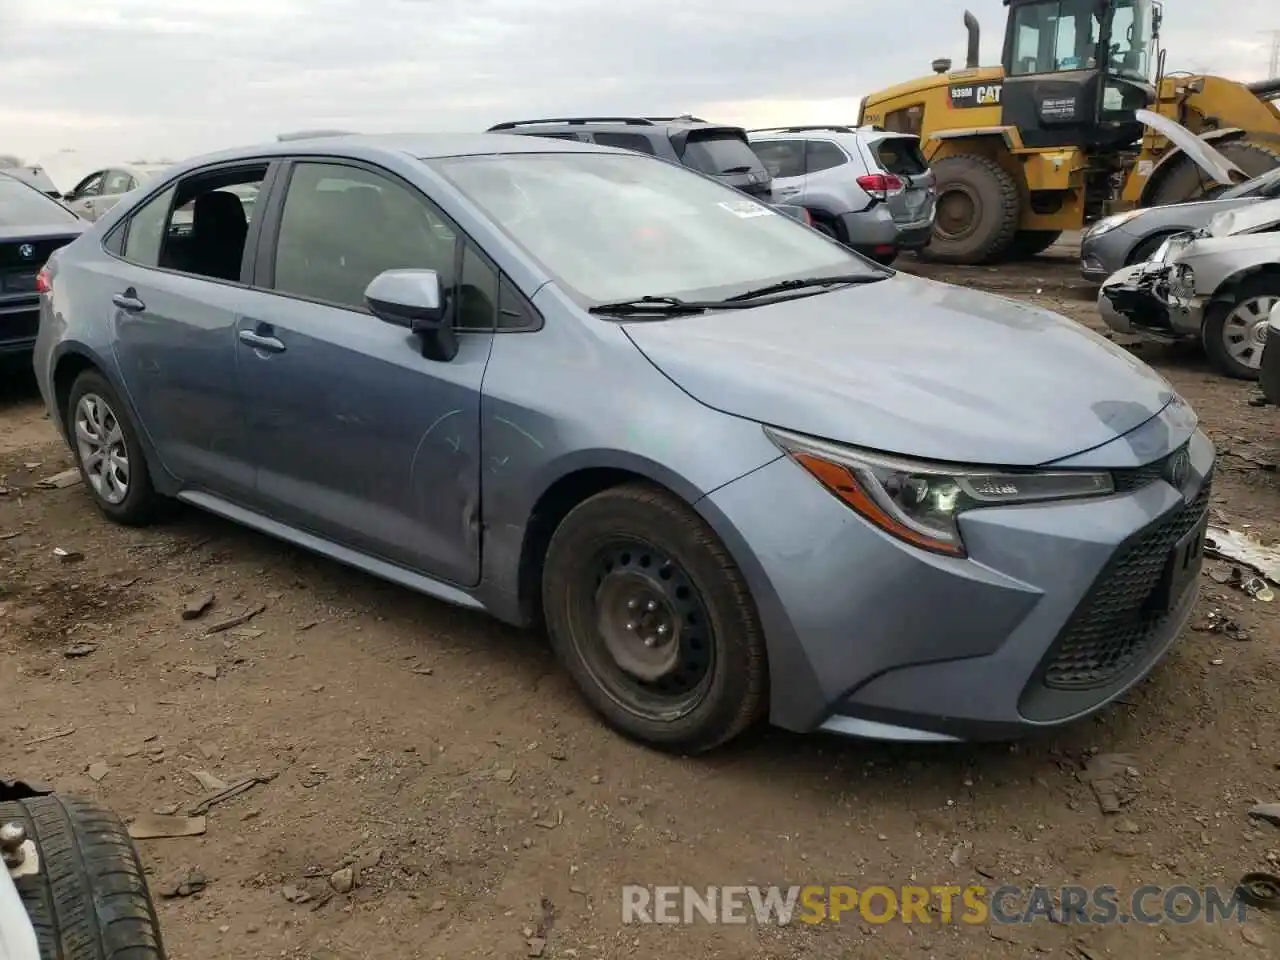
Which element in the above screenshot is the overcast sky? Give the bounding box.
[2,0,1276,185]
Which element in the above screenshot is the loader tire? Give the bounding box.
[0,794,166,959]
[1005,230,1063,259]
[920,155,1021,265]
[1148,140,1280,206]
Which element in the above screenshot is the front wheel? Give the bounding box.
[541,484,768,753]
[1,794,166,959]
[1202,277,1280,380]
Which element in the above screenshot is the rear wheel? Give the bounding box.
[66,370,161,526]
[541,483,768,753]
[1,794,166,959]
[1148,140,1280,206]
[920,155,1020,264]
[1202,276,1280,380]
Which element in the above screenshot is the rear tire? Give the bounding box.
[1202,276,1280,380]
[541,483,768,753]
[1,794,166,959]
[66,370,161,526]
[920,155,1020,264]
[1005,230,1062,259]
[1148,141,1280,206]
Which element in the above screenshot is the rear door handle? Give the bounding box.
[238,329,286,353]
[111,291,145,312]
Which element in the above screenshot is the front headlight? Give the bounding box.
[766,427,1115,557]
[1087,209,1144,239]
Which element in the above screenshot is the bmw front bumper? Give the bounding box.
[699,408,1213,742]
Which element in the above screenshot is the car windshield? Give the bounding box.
[0,176,79,226]
[1222,166,1280,200]
[432,152,868,305]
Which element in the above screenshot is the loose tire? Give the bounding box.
[66,370,161,526]
[1148,141,1280,206]
[1005,230,1062,260]
[1202,276,1280,380]
[541,483,768,753]
[1,794,166,959]
[920,155,1021,264]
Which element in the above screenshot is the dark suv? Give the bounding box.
[486,116,775,200]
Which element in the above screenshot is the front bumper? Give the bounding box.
[1098,262,1206,340]
[699,414,1213,741]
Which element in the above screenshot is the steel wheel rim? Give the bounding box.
[577,538,715,722]
[935,185,978,242]
[74,393,130,505]
[1222,295,1277,368]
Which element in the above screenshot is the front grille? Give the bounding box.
[1040,475,1211,691]
[1111,442,1187,492]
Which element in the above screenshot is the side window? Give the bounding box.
[456,245,497,331]
[71,172,105,199]
[805,141,849,174]
[103,170,135,195]
[752,141,804,179]
[121,185,177,267]
[498,276,540,331]
[591,132,657,155]
[271,162,458,311]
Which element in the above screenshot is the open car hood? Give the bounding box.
[1208,196,1280,237]
[1137,110,1250,189]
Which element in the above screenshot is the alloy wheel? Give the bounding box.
[74,393,130,505]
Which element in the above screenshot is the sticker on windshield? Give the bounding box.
[717,199,774,219]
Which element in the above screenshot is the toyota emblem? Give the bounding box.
[17,243,35,259]
[1164,448,1191,495]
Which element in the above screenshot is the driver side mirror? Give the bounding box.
[365,269,458,362]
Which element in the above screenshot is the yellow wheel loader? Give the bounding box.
[857,0,1280,264]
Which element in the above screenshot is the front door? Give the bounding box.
[238,159,491,587]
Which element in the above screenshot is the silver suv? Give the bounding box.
[748,125,936,265]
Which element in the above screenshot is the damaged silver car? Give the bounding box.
[1098,198,1280,380]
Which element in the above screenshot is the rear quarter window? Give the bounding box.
[871,136,928,176]
[680,132,765,176]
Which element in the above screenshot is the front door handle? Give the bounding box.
[238,329,286,353]
[111,291,145,312]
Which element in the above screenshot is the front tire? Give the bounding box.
[541,483,768,753]
[66,370,161,526]
[1,794,166,959]
[919,154,1020,264]
[1202,277,1280,380]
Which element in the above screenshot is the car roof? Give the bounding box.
[158,132,626,179]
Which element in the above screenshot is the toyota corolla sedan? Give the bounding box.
[33,134,1214,752]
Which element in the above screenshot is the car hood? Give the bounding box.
[1208,196,1280,237]
[622,273,1177,466]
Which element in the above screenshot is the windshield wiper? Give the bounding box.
[588,296,720,316]
[723,273,887,302]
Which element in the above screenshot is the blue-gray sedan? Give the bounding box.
[32,133,1214,752]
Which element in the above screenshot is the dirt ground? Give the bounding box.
[3,241,1280,959]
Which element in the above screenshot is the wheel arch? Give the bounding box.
[1207,260,1280,307]
[1137,129,1280,207]
[513,453,730,629]
[49,343,176,496]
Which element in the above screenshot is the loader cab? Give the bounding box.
[999,0,1157,150]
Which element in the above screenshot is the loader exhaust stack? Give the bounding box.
[963,11,980,69]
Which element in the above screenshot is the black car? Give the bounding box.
[1262,306,1280,406]
[1,173,86,357]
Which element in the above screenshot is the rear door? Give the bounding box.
[863,132,935,226]
[750,140,807,203]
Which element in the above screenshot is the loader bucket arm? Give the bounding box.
[1136,109,1250,187]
